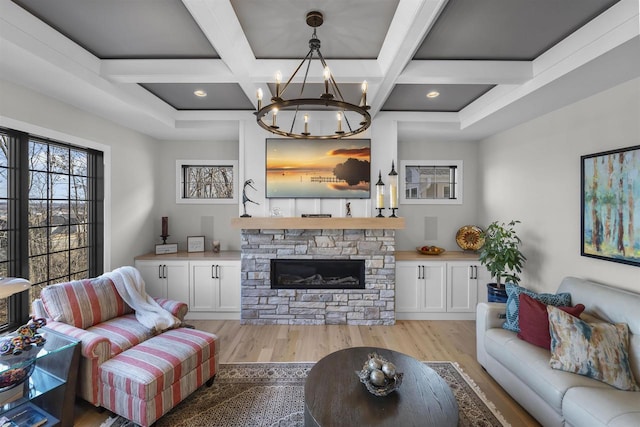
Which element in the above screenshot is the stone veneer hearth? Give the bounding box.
[239,227,397,325]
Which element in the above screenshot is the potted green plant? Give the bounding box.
[478,220,527,302]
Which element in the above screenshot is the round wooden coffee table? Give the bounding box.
[304,347,458,426]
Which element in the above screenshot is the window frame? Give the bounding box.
[399,160,463,205]
[0,127,104,331]
[175,159,238,204]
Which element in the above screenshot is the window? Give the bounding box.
[175,160,238,204]
[400,160,463,205]
[0,129,103,331]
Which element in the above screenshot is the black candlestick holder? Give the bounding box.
[160,234,169,244]
[376,208,385,218]
[389,208,398,218]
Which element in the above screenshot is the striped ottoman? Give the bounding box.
[98,328,218,427]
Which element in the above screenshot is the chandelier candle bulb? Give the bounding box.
[256,88,263,110]
[323,66,330,94]
[336,112,343,133]
[304,114,309,134]
[361,80,368,106]
[272,108,278,128]
[275,71,282,97]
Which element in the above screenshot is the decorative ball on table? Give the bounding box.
[355,352,403,396]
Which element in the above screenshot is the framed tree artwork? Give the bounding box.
[581,145,639,266]
[176,160,238,204]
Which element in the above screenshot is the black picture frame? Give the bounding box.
[581,145,640,267]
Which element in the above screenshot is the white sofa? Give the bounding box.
[476,276,640,427]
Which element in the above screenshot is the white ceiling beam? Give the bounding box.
[101,59,234,83]
[370,0,449,116]
[0,1,178,130]
[459,0,639,129]
[250,59,383,84]
[182,0,263,107]
[376,111,460,124]
[1,0,100,79]
[398,60,532,84]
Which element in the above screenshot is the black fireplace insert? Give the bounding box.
[270,259,365,289]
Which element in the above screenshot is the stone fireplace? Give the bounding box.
[233,217,403,325]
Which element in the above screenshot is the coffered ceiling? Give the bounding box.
[1,0,639,141]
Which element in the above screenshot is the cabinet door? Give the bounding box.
[475,265,491,304]
[165,261,189,303]
[447,263,478,312]
[135,261,167,299]
[423,264,446,312]
[190,262,217,311]
[396,262,423,312]
[216,261,241,311]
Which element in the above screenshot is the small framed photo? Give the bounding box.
[156,243,178,255]
[187,236,205,253]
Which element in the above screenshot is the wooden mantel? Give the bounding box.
[231,217,405,230]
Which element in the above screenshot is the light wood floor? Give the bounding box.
[74,320,540,426]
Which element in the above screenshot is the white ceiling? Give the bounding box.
[1,0,639,141]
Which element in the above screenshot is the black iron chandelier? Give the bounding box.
[254,11,371,140]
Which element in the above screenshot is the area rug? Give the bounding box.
[100,362,510,427]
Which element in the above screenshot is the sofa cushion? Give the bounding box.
[484,327,611,413]
[41,277,133,329]
[503,283,571,332]
[87,314,155,357]
[563,386,640,427]
[548,306,639,391]
[99,328,218,401]
[517,293,585,349]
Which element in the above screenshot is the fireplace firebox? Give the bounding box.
[271,259,365,289]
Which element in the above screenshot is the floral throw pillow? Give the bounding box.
[547,306,639,391]
[502,283,571,333]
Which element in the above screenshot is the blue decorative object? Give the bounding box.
[502,283,571,333]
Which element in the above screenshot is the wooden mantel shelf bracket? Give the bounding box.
[231,217,405,230]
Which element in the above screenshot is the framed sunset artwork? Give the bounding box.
[265,138,371,198]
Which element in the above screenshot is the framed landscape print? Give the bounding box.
[265,138,370,198]
[581,145,640,266]
[176,160,238,204]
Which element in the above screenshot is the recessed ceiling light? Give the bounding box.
[426,91,440,99]
[194,90,207,97]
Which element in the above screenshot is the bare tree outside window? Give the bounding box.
[176,160,238,204]
[0,129,102,330]
[184,165,233,199]
[28,140,90,300]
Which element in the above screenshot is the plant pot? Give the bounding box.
[487,283,508,303]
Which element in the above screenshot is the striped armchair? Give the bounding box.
[32,269,219,426]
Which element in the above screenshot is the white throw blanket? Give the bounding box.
[101,266,180,332]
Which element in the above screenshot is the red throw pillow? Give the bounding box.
[517,293,585,349]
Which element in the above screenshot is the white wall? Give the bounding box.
[479,77,640,293]
[157,138,240,251]
[395,136,481,251]
[0,80,159,269]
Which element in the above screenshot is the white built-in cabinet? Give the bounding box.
[134,251,241,320]
[190,260,241,313]
[396,252,487,320]
[135,260,189,303]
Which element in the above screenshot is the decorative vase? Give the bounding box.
[487,283,508,303]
